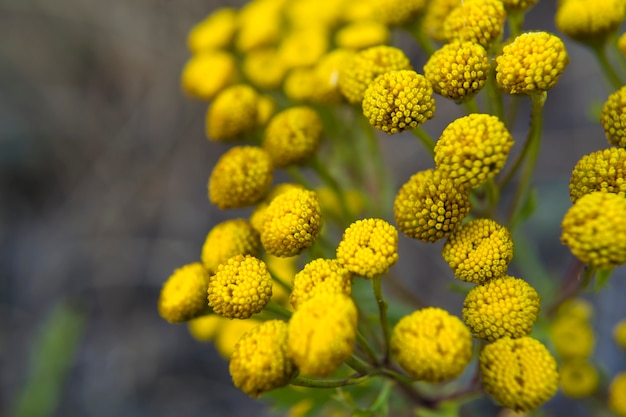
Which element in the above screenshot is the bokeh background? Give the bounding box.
[1,0,625,416]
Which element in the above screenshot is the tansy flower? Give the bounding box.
[339,45,412,104]
[206,85,259,141]
[187,7,237,53]
[257,94,277,126]
[424,41,490,102]
[561,191,626,269]
[158,263,211,323]
[181,51,237,100]
[362,70,436,134]
[442,218,514,284]
[495,31,569,95]
[480,337,559,412]
[500,0,538,12]
[619,32,626,57]
[462,275,541,342]
[289,258,353,310]
[557,298,594,321]
[549,315,595,359]
[278,27,329,70]
[208,254,273,319]
[283,68,316,102]
[261,188,322,257]
[250,183,305,233]
[336,218,399,278]
[610,372,626,417]
[390,307,473,382]
[235,0,283,53]
[335,21,390,51]
[559,360,599,398]
[555,0,626,43]
[569,148,626,203]
[201,218,261,274]
[283,0,344,30]
[187,314,225,342]
[215,318,261,359]
[421,0,460,43]
[614,319,626,349]
[443,0,506,50]
[262,106,323,168]
[368,0,427,27]
[434,114,514,188]
[208,146,274,210]
[601,86,626,148]
[287,293,357,377]
[308,49,355,104]
[229,320,294,397]
[394,169,472,242]
[243,48,287,91]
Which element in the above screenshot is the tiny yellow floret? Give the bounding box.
[569,147,626,203]
[158,263,211,323]
[206,85,259,141]
[601,86,626,148]
[290,258,353,310]
[250,183,305,234]
[443,0,506,49]
[201,218,261,274]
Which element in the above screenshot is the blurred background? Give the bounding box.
[1,0,625,416]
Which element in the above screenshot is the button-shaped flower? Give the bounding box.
[550,315,595,359]
[500,0,538,12]
[158,263,211,323]
[556,0,625,42]
[289,258,353,310]
[443,0,506,50]
[206,84,260,141]
[181,51,237,100]
[201,218,261,274]
[609,372,626,417]
[615,319,626,349]
[559,361,599,398]
[569,148,626,203]
[187,7,237,53]
[601,86,626,148]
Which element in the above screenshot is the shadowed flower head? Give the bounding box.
[206,85,260,141]
[500,0,538,12]
[601,86,626,148]
[421,0,460,42]
[569,147,626,203]
[158,263,211,323]
[550,315,595,359]
[289,258,353,310]
[556,0,626,42]
[559,360,599,398]
[610,372,626,416]
[201,218,261,274]
[368,0,427,27]
[615,319,626,349]
[181,51,237,100]
[443,0,506,49]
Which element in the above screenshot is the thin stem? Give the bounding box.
[291,373,369,388]
[267,268,292,293]
[410,127,436,156]
[591,43,624,90]
[345,354,374,374]
[546,257,585,318]
[264,301,293,319]
[507,10,525,39]
[405,18,437,56]
[485,61,505,122]
[308,156,352,223]
[356,330,380,364]
[484,177,500,219]
[372,276,391,363]
[462,97,480,114]
[286,166,314,189]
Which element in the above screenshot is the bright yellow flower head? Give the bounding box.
[569,148,626,203]
[158,263,210,323]
[424,41,490,102]
[208,146,274,210]
[243,48,287,91]
[201,218,261,274]
[335,21,390,51]
[369,0,428,27]
[601,86,626,148]
[500,0,538,12]
[263,106,323,168]
[187,314,225,342]
[283,68,316,102]
[496,31,569,95]
[284,0,346,29]
[463,275,541,342]
[610,372,626,417]
[215,318,261,359]
[339,45,412,104]
[614,319,626,349]
[336,218,399,278]
[235,0,284,53]
[442,218,514,284]
[394,169,472,242]
[229,320,294,397]
[390,307,473,382]
[561,191,626,269]
[480,337,559,412]
[559,360,599,398]
[206,85,259,141]
[250,183,306,233]
[287,293,357,377]
[257,94,277,126]
[290,258,353,310]
[261,188,322,257]
[181,51,237,100]
[308,49,355,104]
[443,0,506,49]
[556,0,626,42]
[434,114,514,188]
[362,70,436,134]
[421,0,460,43]
[279,27,329,70]
[208,254,273,319]
[187,8,238,53]
[549,315,595,358]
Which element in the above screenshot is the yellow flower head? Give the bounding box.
[308,49,355,104]
[495,31,569,95]
[208,146,274,210]
[601,86,626,148]
[421,0,461,43]
[263,106,323,168]
[215,318,261,359]
[335,21,390,51]
[434,114,514,188]
[289,258,353,310]
[243,48,287,91]
[500,0,538,12]
[316,186,365,221]
[339,45,412,104]
[394,169,472,242]
[362,70,436,134]
[610,372,626,417]
[390,307,473,382]
[206,85,260,141]
[619,32,626,57]
[569,148,626,203]
[336,218,399,278]
[187,8,238,53]
[443,0,506,49]
[369,0,428,27]
[279,27,329,70]
[424,41,490,102]
[557,298,594,321]
[187,314,225,342]
[287,293,357,377]
[442,218,514,284]
[261,188,322,257]
[549,315,595,359]
[284,0,345,30]
[283,68,316,102]
[250,183,306,233]
[614,319,626,349]
[208,254,273,319]
[480,337,559,412]
[229,320,294,397]
[556,0,626,42]
[235,0,284,53]
[462,275,541,342]
[559,360,599,398]
[257,94,277,126]
[201,218,261,274]
[561,191,626,269]
[158,263,210,323]
[181,51,237,100]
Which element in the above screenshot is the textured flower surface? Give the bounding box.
[601,86,626,148]
[500,0,538,12]
[250,183,305,234]
[463,275,540,341]
[289,258,353,310]
[561,191,626,269]
[287,293,357,377]
[559,360,599,398]
[569,147,626,203]
[229,320,294,397]
[480,337,559,412]
[201,218,261,274]
[434,114,514,188]
[158,263,210,323]
[215,318,261,359]
[610,372,626,417]
[555,0,626,42]
[206,84,259,141]
[443,0,506,49]
[442,218,514,283]
[496,31,569,95]
[369,0,427,26]
[208,254,273,319]
[181,51,236,100]
[390,307,473,382]
[362,70,435,134]
[394,169,472,242]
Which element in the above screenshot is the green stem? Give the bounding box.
[264,301,292,319]
[590,43,624,90]
[345,354,373,374]
[267,268,292,293]
[484,177,500,218]
[356,330,380,364]
[372,276,391,363]
[286,166,314,189]
[290,373,368,388]
[485,61,505,122]
[462,97,480,114]
[507,10,525,39]
[308,156,353,223]
[410,127,436,156]
[405,18,437,56]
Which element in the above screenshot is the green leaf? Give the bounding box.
[594,268,613,291]
[447,281,473,295]
[514,187,538,228]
